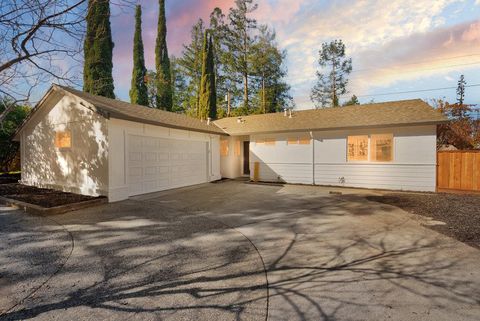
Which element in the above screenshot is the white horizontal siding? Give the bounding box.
[255,162,313,184]
[314,164,436,191]
[245,125,437,192]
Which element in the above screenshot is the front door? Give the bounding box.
[243,141,250,175]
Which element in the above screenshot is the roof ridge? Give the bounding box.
[213,99,427,122]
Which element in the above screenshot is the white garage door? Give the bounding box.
[127,135,208,196]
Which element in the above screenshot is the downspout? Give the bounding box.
[310,131,315,185]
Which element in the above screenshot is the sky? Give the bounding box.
[110,0,480,110]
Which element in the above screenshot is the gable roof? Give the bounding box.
[54,85,226,135]
[14,85,448,141]
[213,99,448,135]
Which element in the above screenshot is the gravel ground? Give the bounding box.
[367,192,480,249]
[0,183,102,208]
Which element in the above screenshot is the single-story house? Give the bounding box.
[13,85,447,202]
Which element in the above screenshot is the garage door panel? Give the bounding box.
[128,135,208,196]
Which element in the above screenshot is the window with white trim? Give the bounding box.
[347,134,394,162]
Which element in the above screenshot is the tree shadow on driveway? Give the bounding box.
[1,182,480,321]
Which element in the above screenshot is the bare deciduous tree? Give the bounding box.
[0,0,134,125]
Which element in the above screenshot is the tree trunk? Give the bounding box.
[244,73,248,110]
[262,74,266,113]
[331,57,336,107]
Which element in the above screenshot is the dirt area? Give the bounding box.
[368,192,480,249]
[0,183,103,208]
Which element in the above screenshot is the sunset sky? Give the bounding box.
[110,0,480,109]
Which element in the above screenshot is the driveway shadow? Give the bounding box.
[1,182,480,321]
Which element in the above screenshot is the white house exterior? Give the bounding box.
[214,100,447,192]
[14,85,223,202]
[14,85,447,202]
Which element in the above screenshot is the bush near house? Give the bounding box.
[0,99,30,172]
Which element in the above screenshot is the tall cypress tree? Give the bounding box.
[207,35,217,119]
[199,32,217,120]
[83,0,115,98]
[155,0,173,110]
[130,5,148,106]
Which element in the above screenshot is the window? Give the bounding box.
[55,131,71,149]
[347,135,368,161]
[265,138,276,146]
[287,137,298,145]
[370,134,393,162]
[299,137,311,145]
[220,140,229,156]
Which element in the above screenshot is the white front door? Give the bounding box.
[127,135,208,196]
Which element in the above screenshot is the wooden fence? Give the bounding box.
[437,151,480,192]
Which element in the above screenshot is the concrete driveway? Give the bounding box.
[1,181,479,321]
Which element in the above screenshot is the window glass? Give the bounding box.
[370,134,393,162]
[347,135,368,161]
[220,140,229,156]
[55,131,71,149]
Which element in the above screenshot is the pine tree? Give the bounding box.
[456,74,466,105]
[224,0,258,112]
[129,5,148,106]
[83,0,115,98]
[207,35,217,119]
[178,19,205,115]
[310,39,352,108]
[251,25,291,113]
[155,0,173,110]
[198,32,217,120]
[343,94,360,106]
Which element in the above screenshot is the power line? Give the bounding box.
[353,83,480,98]
[351,53,480,73]
[350,61,480,79]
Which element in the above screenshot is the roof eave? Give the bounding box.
[108,114,228,136]
[223,120,448,136]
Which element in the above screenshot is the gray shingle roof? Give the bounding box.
[213,99,448,135]
[57,85,226,135]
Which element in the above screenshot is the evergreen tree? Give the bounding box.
[224,0,258,112]
[83,0,115,98]
[209,8,228,110]
[155,0,173,110]
[170,56,189,114]
[310,39,352,108]
[129,5,148,106]
[343,94,360,106]
[207,35,217,119]
[198,32,217,120]
[456,74,466,106]
[178,19,205,115]
[251,25,292,113]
